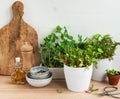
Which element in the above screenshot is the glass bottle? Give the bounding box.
[11,57,26,84]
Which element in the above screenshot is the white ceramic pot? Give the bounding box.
[92,59,112,81]
[49,68,64,79]
[64,64,93,92]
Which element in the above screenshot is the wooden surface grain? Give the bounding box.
[0,76,120,99]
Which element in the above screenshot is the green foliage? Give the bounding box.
[106,69,120,75]
[40,26,120,68]
[40,25,97,68]
[40,25,76,68]
[86,34,118,60]
[55,31,97,68]
[57,47,96,68]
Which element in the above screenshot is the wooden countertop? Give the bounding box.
[0,76,120,99]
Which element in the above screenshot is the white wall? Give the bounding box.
[0,0,120,69]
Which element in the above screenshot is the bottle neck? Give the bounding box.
[14,62,22,68]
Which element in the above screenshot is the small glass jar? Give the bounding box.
[11,57,26,84]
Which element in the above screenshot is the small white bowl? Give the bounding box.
[26,72,52,87]
[30,66,49,79]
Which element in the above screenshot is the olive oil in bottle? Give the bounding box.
[11,57,26,84]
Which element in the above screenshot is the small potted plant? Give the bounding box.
[106,69,120,85]
[86,34,120,81]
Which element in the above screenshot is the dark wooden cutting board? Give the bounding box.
[0,1,40,75]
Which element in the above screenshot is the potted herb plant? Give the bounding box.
[86,34,120,81]
[55,35,97,92]
[106,69,120,85]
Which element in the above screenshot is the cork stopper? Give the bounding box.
[15,57,20,62]
[20,42,33,52]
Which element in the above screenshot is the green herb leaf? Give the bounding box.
[56,89,63,93]
[98,48,103,53]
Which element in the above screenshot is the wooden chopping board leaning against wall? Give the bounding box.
[0,1,40,75]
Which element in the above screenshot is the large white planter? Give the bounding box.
[64,64,93,92]
[49,68,64,79]
[92,59,112,81]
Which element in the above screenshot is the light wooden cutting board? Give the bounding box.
[0,1,40,75]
